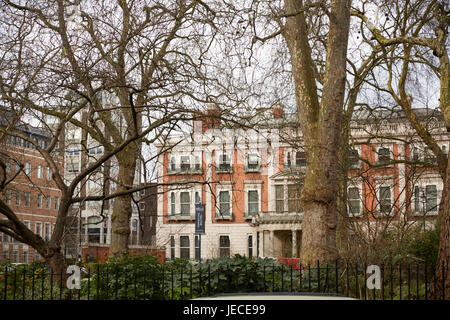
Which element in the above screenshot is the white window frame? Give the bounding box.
[35,222,42,237]
[216,151,232,171]
[219,234,231,258]
[25,162,31,175]
[245,186,260,218]
[375,144,393,165]
[245,152,260,171]
[377,184,393,215]
[46,167,52,181]
[179,235,190,260]
[37,165,43,179]
[347,185,363,216]
[411,179,442,216]
[37,194,43,208]
[216,186,232,219]
[348,146,362,168]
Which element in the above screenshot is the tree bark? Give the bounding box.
[109,144,139,256]
[429,150,450,299]
[283,0,352,265]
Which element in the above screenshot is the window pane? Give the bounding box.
[219,235,230,257]
[180,236,190,260]
[180,192,190,215]
[248,191,258,215]
[348,187,360,214]
[425,185,437,212]
[275,185,284,213]
[414,186,420,212]
[348,149,359,166]
[378,148,390,163]
[296,152,306,167]
[379,187,391,212]
[219,191,230,215]
[288,185,301,212]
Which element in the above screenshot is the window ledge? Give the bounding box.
[215,212,233,220]
[244,167,261,173]
[166,214,195,221]
[243,213,256,220]
[215,166,233,174]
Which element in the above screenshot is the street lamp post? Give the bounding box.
[420,189,427,233]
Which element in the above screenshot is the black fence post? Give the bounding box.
[190,264,193,299]
[317,261,321,293]
[355,263,358,300]
[299,264,302,292]
[3,266,7,300]
[290,264,293,292]
[180,266,183,300]
[115,266,119,300]
[31,267,35,300]
[308,264,311,292]
[161,265,165,300]
[442,260,445,300]
[22,267,26,300]
[381,264,385,301]
[171,267,174,300]
[416,263,419,300]
[208,264,211,296]
[13,268,17,300]
[390,262,393,300]
[346,262,349,297]
[424,261,428,300]
[87,267,90,301]
[134,266,138,300]
[263,265,266,292]
[59,268,62,300]
[41,268,45,300]
[399,264,402,300]
[363,263,367,300]
[272,263,275,292]
[407,264,411,300]
[50,268,53,300]
[325,263,329,294]
[281,264,284,292]
[335,260,338,295]
[105,265,109,300]
[97,264,100,300]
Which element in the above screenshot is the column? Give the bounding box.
[270,230,274,257]
[292,229,297,258]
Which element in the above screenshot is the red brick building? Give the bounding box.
[155,104,448,261]
[1,120,64,264]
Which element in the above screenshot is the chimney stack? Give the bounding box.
[201,103,222,133]
[272,101,284,119]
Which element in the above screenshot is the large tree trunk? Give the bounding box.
[283,0,351,265]
[429,154,450,299]
[109,145,138,256]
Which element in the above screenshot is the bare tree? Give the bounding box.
[352,0,449,298]
[0,0,247,278]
